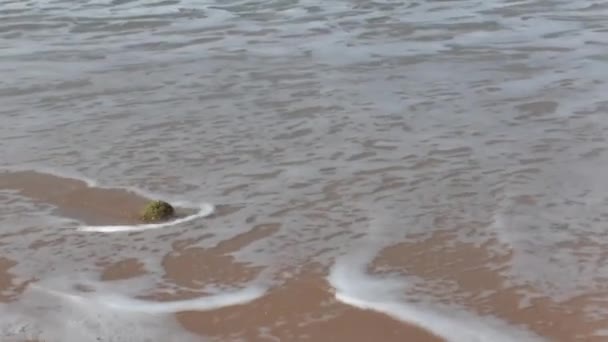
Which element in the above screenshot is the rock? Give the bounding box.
[140,200,175,222]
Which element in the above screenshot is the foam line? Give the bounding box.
[32,282,266,314]
[14,283,263,342]
[97,286,266,314]
[77,203,215,233]
[328,255,544,342]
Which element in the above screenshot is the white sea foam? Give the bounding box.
[95,286,266,313]
[0,280,266,342]
[328,252,545,342]
[0,287,195,342]
[77,202,215,233]
[33,281,266,314]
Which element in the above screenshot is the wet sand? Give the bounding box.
[0,170,150,226]
[374,231,608,341]
[0,170,445,341]
[177,273,443,342]
[0,257,34,303]
[3,170,608,341]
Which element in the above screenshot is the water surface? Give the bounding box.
[2,0,608,341]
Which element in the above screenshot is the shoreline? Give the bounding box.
[0,170,445,341]
[2,169,600,341]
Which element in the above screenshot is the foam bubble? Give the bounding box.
[77,203,215,233]
[328,252,544,342]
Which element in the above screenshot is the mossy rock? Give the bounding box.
[141,200,175,222]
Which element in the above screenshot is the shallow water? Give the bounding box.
[2,0,608,341]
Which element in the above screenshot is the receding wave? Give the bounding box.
[1,281,265,342]
[328,253,544,342]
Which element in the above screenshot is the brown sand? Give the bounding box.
[11,172,602,340]
[0,170,444,341]
[156,222,445,340]
[0,170,150,225]
[374,230,608,341]
[99,258,148,281]
[3,170,603,341]
[177,272,443,342]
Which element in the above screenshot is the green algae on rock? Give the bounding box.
[140,200,175,222]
